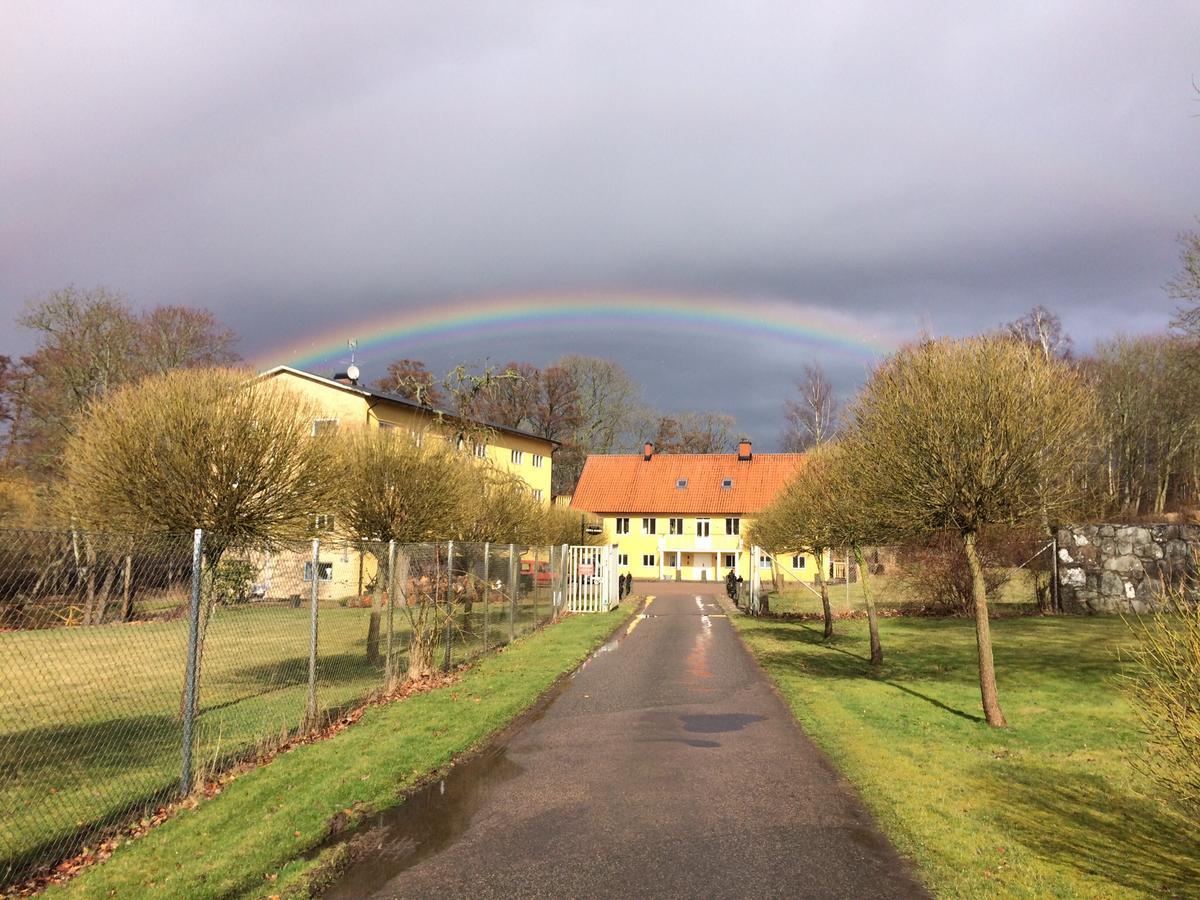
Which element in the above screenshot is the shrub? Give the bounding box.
[1125,585,1200,814]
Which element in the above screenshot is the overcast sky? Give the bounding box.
[2,2,1198,447]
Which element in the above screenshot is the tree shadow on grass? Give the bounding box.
[987,761,1200,895]
[756,620,984,723]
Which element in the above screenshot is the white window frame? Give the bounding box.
[313,514,335,532]
[793,555,805,568]
[511,449,524,464]
[726,517,740,535]
[665,551,679,568]
[311,418,338,437]
[474,441,487,459]
[723,553,737,568]
[642,517,656,535]
[532,489,544,502]
[618,553,629,566]
[642,553,656,567]
[696,518,711,537]
[532,454,544,468]
[669,517,684,535]
[303,561,333,582]
[615,517,630,535]
[759,555,772,568]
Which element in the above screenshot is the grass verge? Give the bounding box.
[1,592,554,878]
[730,613,1200,898]
[45,604,631,899]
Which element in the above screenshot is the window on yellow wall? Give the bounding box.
[642,518,656,535]
[642,554,656,567]
[311,418,338,437]
[615,518,630,534]
[723,553,737,568]
[313,514,335,532]
[303,561,333,582]
[532,454,544,467]
[725,518,740,535]
[618,553,629,566]
[696,518,711,537]
[792,555,805,568]
[532,489,544,502]
[474,442,487,458]
[669,517,684,534]
[511,449,524,464]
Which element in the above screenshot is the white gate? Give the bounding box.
[567,544,618,612]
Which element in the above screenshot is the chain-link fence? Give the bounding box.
[752,531,1059,617]
[0,529,569,886]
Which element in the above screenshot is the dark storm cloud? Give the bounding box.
[2,1,1198,443]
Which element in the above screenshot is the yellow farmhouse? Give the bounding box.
[571,440,812,582]
[257,365,557,599]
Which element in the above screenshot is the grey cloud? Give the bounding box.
[2,1,1198,420]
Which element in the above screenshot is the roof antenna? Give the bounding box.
[345,339,360,384]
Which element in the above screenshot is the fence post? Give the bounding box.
[306,538,320,728]
[385,539,396,685]
[1051,532,1061,613]
[511,542,520,643]
[482,542,490,653]
[443,540,454,671]
[180,527,204,797]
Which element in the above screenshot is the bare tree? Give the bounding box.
[845,337,1098,726]
[652,411,736,453]
[139,306,240,373]
[375,359,443,407]
[781,364,839,451]
[1168,228,1200,339]
[1004,305,1073,361]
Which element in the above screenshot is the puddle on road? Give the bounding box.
[679,713,766,733]
[320,746,523,899]
[319,611,638,897]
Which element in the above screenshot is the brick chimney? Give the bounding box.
[737,439,753,461]
[643,442,655,461]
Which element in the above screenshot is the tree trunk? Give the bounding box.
[963,530,1008,727]
[121,554,134,621]
[366,606,382,664]
[853,545,882,666]
[815,546,833,639]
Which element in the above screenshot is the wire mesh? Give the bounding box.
[757,533,1059,617]
[0,529,568,886]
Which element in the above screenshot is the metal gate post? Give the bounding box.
[443,541,454,671]
[385,540,396,684]
[1051,532,1061,613]
[180,528,204,796]
[482,542,490,652]
[306,538,320,728]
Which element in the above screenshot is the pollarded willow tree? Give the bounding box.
[749,446,839,640]
[846,336,1098,726]
[64,368,341,708]
[335,426,481,676]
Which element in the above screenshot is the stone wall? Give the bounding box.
[1055,523,1199,613]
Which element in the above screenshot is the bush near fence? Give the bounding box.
[0,529,570,886]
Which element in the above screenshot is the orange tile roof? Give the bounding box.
[570,452,804,515]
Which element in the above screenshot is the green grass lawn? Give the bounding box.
[732,613,1200,898]
[766,568,1044,616]
[0,587,558,881]
[46,603,629,899]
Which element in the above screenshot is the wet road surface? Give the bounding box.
[323,583,928,899]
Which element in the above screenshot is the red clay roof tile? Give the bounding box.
[570,452,804,515]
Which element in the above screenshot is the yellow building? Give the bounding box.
[571,440,814,583]
[258,365,556,599]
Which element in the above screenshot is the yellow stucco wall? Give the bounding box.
[263,368,554,503]
[599,513,821,583]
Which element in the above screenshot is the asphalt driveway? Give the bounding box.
[323,582,928,899]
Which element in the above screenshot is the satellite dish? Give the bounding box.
[346,363,360,382]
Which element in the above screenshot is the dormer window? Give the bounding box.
[721,478,733,489]
[676,478,688,489]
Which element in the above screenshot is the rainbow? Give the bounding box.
[252,292,903,371]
